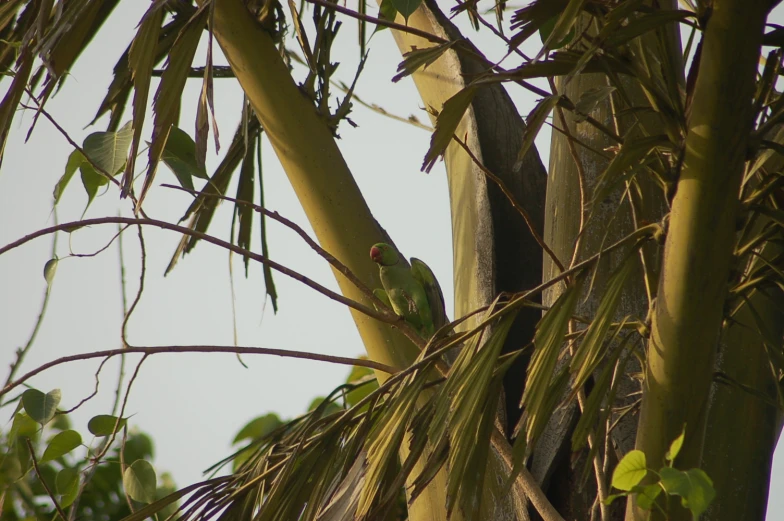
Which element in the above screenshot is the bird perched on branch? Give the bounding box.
[369,243,448,339]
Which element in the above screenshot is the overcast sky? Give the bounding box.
[0,1,781,518]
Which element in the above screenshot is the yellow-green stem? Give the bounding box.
[633,1,768,519]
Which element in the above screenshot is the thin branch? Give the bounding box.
[122,225,147,348]
[67,226,129,259]
[516,224,661,304]
[61,356,113,414]
[112,219,130,416]
[0,217,411,335]
[68,356,145,520]
[26,438,68,521]
[161,184,392,313]
[303,0,448,44]
[335,83,433,131]
[91,355,147,463]
[0,345,397,398]
[451,134,567,273]
[2,212,58,402]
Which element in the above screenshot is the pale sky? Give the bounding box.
[0,1,781,518]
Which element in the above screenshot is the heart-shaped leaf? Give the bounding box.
[612,449,647,491]
[82,120,134,176]
[56,467,80,507]
[124,459,157,503]
[42,430,82,463]
[88,415,127,436]
[390,0,421,21]
[22,389,61,425]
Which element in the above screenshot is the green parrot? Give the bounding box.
[369,243,448,338]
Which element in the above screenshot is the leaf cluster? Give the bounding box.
[1,388,175,521]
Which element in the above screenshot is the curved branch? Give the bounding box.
[161,184,386,309]
[0,345,397,398]
[0,217,422,343]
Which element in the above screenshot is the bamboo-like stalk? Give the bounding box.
[632,1,768,519]
[208,0,418,373]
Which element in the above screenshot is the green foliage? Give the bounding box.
[43,258,58,286]
[607,430,716,519]
[1,389,175,521]
[22,388,61,425]
[52,122,134,212]
[41,429,82,463]
[88,415,127,436]
[389,0,421,22]
[611,449,648,491]
[161,126,209,190]
[83,121,134,176]
[233,413,283,444]
[123,460,157,504]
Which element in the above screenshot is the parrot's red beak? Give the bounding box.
[370,246,382,262]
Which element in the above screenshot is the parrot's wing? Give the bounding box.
[372,288,392,311]
[410,258,448,332]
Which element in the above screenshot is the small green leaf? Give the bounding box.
[602,493,626,506]
[345,362,379,408]
[22,389,61,425]
[124,459,157,503]
[634,483,662,511]
[539,15,576,49]
[161,127,209,190]
[308,397,343,416]
[0,452,23,480]
[538,0,584,57]
[41,430,82,463]
[612,449,647,491]
[88,415,127,436]
[374,0,398,33]
[82,120,134,176]
[681,468,715,518]
[43,258,58,286]
[80,162,109,211]
[665,427,686,464]
[659,467,715,518]
[123,432,155,464]
[10,412,40,439]
[51,413,71,431]
[155,472,180,519]
[390,0,421,21]
[53,150,85,204]
[422,86,477,173]
[658,466,689,495]
[232,414,282,444]
[56,467,80,507]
